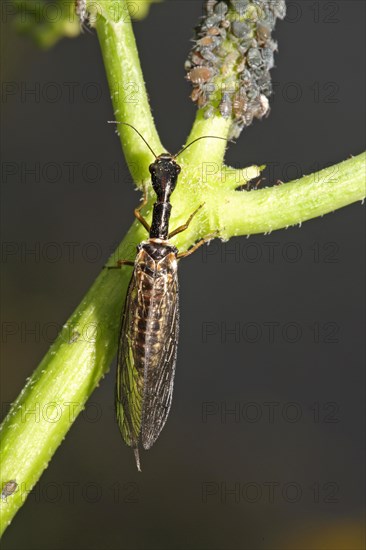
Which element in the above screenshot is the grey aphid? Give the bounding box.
[214,1,228,17]
[75,0,87,25]
[261,45,275,70]
[231,21,250,39]
[247,47,263,69]
[204,14,222,28]
[230,0,249,15]
[201,48,219,64]
[246,86,260,100]
[206,0,218,15]
[204,105,215,119]
[238,38,254,54]
[1,480,18,501]
[271,0,286,19]
[219,93,232,118]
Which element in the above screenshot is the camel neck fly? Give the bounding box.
[107,122,226,471]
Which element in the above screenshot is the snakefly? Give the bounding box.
[108,122,226,471]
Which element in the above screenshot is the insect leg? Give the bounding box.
[169,203,205,239]
[134,185,150,233]
[104,259,135,270]
[177,231,219,259]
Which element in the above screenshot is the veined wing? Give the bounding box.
[141,267,179,450]
[115,273,144,450]
[116,245,180,465]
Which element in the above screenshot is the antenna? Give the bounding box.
[175,135,234,158]
[108,121,157,158]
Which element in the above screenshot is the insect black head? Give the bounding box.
[108,122,233,202]
[149,154,181,202]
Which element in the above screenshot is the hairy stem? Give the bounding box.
[215,152,366,237]
[94,0,163,184]
[2,0,365,535]
[1,151,364,534]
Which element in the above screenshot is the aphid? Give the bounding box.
[207,26,221,36]
[256,23,271,44]
[184,60,192,71]
[68,330,80,344]
[219,92,233,118]
[203,14,221,29]
[202,81,216,101]
[229,121,245,140]
[258,93,270,116]
[190,51,205,66]
[204,105,215,119]
[233,91,248,117]
[75,0,87,25]
[221,52,238,76]
[200,48,219,64]
[257,73,272,95]
[238,38,254,55]
[271,0,286,19]
[190,86,202,102]
[231,21,250,39]
[246,86,260,100]
[206,0,217,15]
[236,57,246,73]
[261,45,275,70]
[196,35,217,48]
[230,0,249,15]
[197,92,209,108]
[214,2,228,17]
[220,19,231,29]
[107,122,227,471]
[187,66,213,85]
[1,480,18,501]
[247,47,263,69]
[243,109,254,126]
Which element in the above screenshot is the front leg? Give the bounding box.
[169,203,205,239]
[104,259,135,270]
[134,185,150,233]
[177,231,219,259]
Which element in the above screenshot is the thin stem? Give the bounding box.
[94,1,163,185]
[0,221,141,536]
[213,152,366,237]
[2,0,365,536]
[178,110,231,167]
[1,152,364,535]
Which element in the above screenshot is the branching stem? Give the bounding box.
[1,0,365,536]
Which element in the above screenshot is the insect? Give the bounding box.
[75,0,87,26]
[68,330,80,344]
[107,122,227,471]
[1,480,18,502]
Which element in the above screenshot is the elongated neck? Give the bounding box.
[149,201,172,240]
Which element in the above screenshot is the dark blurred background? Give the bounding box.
[1,1,365,549]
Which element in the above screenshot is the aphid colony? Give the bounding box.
[185,0,286,138]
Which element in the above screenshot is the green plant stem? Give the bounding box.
[214,152,366,237]
[1,151,364,534]
[179,111,232,166]
[1,0,365,535]
[94,1,163,184]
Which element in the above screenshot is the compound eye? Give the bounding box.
[175,164,181,174]
[148,163,154,173]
